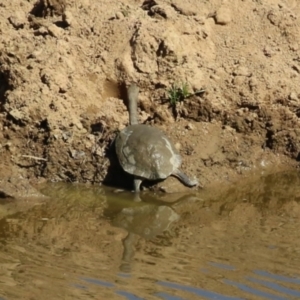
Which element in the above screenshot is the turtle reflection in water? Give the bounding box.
[115,83,199,192]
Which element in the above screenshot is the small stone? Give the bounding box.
[37,26,48,35]
[194,16,205,24]
[115,11,124,20]
[5,142,12,149]
[210,74,220,81]
[47,24,63,38]
[233,66,250,76]
[69,149,85,159]
[232,76,244,86]
[62,11,73,26]
[94,147,105,157]
[263,46,273,57]
[73,120,83,130]
[8,17,23,29]
[289,44,299,51]
[289,92,298,101]
[9,109,23,121]
[8,11,26,29]
[249,77,258,89]
[236,108,244,116]
[215,7,231,25]
[30,49,43,59]
[41,87,50,95]
[151,5,169,19]
[186,123,194,130]
[175,142,181,150]
[171,2,196,16]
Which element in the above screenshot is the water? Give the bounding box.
[0,171,300,299]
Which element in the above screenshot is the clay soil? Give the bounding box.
[1,0,300,198]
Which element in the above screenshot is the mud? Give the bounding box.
[1,0,300,196]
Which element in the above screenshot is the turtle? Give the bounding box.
[115,83,199,192]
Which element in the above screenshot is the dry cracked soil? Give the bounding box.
[1,0,300,197]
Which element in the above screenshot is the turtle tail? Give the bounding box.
[172,169,199,187]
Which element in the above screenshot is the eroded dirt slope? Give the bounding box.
[0,0,300,196]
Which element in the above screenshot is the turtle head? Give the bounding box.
[127,83,139,125]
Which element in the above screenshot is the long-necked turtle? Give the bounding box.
[115,83,198,192]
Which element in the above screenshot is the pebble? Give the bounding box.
[62,11,73,26]
[175,142,181,150]
[30,49,43,59]
[215,7,231,25]
[69,149,85,159]
[263,46,273,57]
[232,76,244,86]
[151,5,169,19]
[186,123,194,130]
[289,92,298,101]
[115,11,124,20]
[37,26,48,36]
[233,66,250,77]
[9,109,24,121]
[47,24,64,38]
[289,44,299,51]
[170,2,196,16]
[8,11,26,29]
[194,16,205,25]
[8,16,23,29]
[248,77,258,89]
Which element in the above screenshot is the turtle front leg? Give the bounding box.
[133,177,142,193]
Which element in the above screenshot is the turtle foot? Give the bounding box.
[172,169,200,188]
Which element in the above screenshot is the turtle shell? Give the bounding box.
[115,124,182,180]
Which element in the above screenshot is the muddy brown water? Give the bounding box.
[0,171,300,300]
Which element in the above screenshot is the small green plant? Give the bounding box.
[168,82,205,106]
[180,82,190,99]
[168,82,191,106]
[168,84,179,106]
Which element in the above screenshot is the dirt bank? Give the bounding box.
[1,0,300,197]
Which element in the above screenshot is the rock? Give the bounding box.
[47,24,64,38]
[263,46,273,57]
[37,26,48,36]
[233,76,244,86]
[289,92,298,101]
[215,7,231,25]
[248,77,258,90]
[289,44,299,51]
[62,11,73,26]
[8,109,30,123]
[9,109,24,121]
[151,5,172,19]
[175,142,181,150]
[69,149,86,159]
[115,11,124,20]
[29,48,44,59]
[194,16,206,25]
[186,123,194,130]
[171,1,197,16]
[42,0,66,16]
[8,11,26,29]
[233,66,250,77]
[154,106,174,123]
